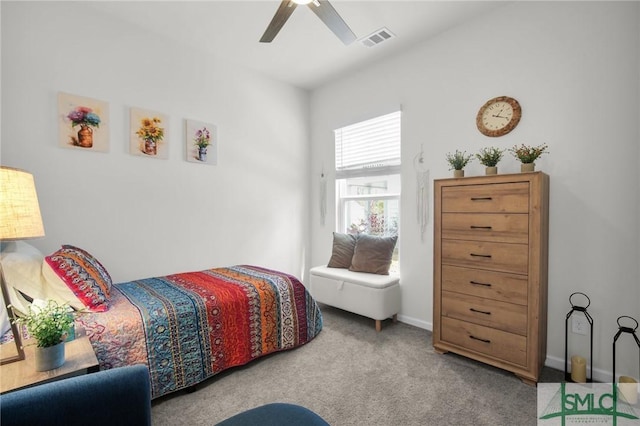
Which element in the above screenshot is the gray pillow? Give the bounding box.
[327,232,357,268]
[349,234,398,275]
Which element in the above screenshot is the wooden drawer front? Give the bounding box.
[442,240,528,275]
[442,213,528,244]
[441,182,529,213]
[442,291,527,335]
[442,265,528,305]
[441,317,527,366]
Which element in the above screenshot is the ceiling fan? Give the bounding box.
[260,0,357,45]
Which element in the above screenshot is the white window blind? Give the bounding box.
[334,110,401,179]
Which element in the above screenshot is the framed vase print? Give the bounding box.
[130,107,169,159]
[58,92,110,152]
[185,119,217,165]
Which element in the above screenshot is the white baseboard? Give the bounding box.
[397,314,432,331]
[545,354,614,382]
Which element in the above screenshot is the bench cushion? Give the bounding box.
[327,232,356,269]
[349,234,397,275]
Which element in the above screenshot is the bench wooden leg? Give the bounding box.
[375,315,397,332]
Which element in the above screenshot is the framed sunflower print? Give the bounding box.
[130,107,169,159]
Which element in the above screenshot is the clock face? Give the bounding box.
[482,101,513,130]
[476,96,521,137]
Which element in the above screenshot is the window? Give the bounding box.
[334,111,401,272]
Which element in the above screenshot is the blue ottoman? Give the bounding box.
[216,403,329,426]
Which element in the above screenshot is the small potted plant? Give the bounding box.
[476,147,505,175]
[14,300,74,371]
[445,150,473,178]
[509,143,549,172]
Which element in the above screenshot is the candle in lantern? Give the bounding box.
[571,355,587,383]
[619,376,638,405]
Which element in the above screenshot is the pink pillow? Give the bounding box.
[44,245,112,312]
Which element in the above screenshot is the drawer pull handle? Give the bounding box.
[470,308,491,315]
[470,253,492,258]
[470,226,492,230]
[470,197,492,201]
[470,280,492,287]
[469,335,491,344]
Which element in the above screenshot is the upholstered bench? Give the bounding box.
[309,265,400,332]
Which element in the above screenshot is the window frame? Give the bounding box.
[333,111,402,272]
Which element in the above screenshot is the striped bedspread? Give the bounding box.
[76,265,323,398]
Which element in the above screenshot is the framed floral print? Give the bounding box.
[58,92,110,152]
[186,119,217,165]
[130,107,169,159]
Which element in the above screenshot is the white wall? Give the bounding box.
[1,2,311,282]
[2,0,639,382]
[309,1,640,380]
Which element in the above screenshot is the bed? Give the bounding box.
[0,243,323,399]
[78,265,323,398]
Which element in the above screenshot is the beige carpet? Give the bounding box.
[151,304,563,425]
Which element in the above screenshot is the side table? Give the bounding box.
[0,335,99,394]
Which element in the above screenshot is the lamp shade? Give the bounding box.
[0,166,45,240]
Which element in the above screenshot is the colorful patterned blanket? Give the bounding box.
[77,265,323,398]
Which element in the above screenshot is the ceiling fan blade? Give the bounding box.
[260,1,298,43]
[308,0,357,45]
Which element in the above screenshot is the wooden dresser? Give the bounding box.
[433,172,549,384]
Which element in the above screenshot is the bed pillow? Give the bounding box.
[349,234,398,275]
[0,241,50,315]
[43,245,112,312]
[327,232,357,269]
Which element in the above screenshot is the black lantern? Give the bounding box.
[565,292,594,382]
[612,315,640,383]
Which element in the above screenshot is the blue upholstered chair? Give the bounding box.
[1,364,329,426]
[0,364,151,426]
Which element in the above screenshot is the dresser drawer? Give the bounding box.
[441,317,527,366]
[442,265,528,305]
[441,182,529,213]
[442,291,527,335]
[442,213,528,244]
[442,240,528,274]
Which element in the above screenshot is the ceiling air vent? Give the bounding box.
[360,27,395,48]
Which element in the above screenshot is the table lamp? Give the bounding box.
[0,166,45,364]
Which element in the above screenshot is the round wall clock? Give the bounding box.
[476,96,522,137]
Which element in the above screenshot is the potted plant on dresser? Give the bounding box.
[445,150,473,178]
[509,143,549,172]
[14,300,74,371]
[476,146,505,175]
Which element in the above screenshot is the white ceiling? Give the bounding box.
[87,1,507,90]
